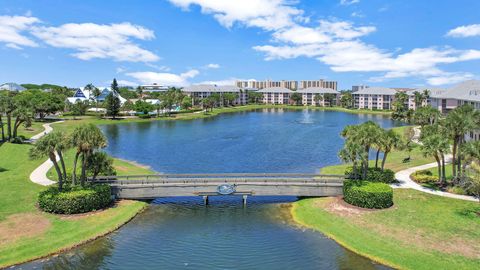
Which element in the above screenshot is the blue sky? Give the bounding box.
[1,0,480,90]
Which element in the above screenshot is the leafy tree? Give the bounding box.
[12,91,35,138]
[223,93,239,106]
[340,92,353,108]
[412,105,440,127]
[0,92,15,140]
[134,100,154,115]
[118,87,138,99]
[68,100,89,119]
[70,124,108,185]
[323,93,336,107]
[86,151,116,180]
[181,96,192,110]
[392,91,409,120]
[464,162,480,203]
[290,92,302,105]
[136,86,143,98]
[29,132,70,190]
[314,94,323,106]
[159,88,184,115]
[248,92,263,104]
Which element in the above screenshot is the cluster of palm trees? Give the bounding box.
[418,104,480,184]
[200,92,240,112]
[29,124,110,191]
[339,121,402,180]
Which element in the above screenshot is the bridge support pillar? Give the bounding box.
[242,195,248,207]
[203,195,209,206]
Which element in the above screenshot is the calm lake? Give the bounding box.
[19,109,400,270]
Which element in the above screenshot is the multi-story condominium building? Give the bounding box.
[297,87,340,106]
[352,87,397,110]
[236,79,334,91]
[300,80,337,90]
[258,87,293,104]
[182,84,248,106]
[429,80,480,113]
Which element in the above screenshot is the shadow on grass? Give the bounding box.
[0,167,7,172]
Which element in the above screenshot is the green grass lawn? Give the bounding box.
[292,189,480,270]
[0,143,149,268]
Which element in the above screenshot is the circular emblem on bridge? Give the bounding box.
[217,184,236,195]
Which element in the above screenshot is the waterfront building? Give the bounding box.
[352,87,397,110]
[300,80,337,90]
[0,82,26,92]
[182,84,248,106]
[258,87,293,104]
[297,87,340,106]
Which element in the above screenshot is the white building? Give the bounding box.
[352,87,397,110]
[297,87,340,106]
[0,83,26,92]
[258,87,293,105]
[140,84,169,92]
[182,84,248,106]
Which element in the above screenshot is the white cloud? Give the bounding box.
[446,24,480,38]
[126,69,200,86]
[0,15,39,48]
[340,0,360,6]
[31,22,159,62]
[167,0,304,31]
[426,72,474,86]
[116,80,138,87]
[351,12,365,18]
[205,63,220,69]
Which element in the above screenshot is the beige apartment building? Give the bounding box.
[352,87,397,110]
[258,87,293,104]
[297,87,340,106]
[236,79,334,91]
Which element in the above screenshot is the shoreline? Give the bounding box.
[2,201,148,269]
[289,201,402,270]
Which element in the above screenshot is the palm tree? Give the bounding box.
[29,132,68,190]
[313,94,323,106]
[413,91,423,108]
[459,141,480,177]
[380,129,401,170]
[420,126,450,183]
[71,124,107,185]
[445,105,480,179]
[339,141,365,180]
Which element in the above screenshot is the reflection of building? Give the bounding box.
[236,79,336,91]
[182,84,249,106]
[0,82,26,92]
[67,87,126,104]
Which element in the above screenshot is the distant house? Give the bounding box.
[67,86,126,104]
[0,83,26,92]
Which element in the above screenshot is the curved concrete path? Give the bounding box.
[392,157,477,202]
[29,121,64,186]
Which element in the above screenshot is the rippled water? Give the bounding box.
[17,110,399,269]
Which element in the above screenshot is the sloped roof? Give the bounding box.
[257,87,293,93]
[352,87,397,95]
[0,83,26,91]
[297,87,339,94]
[437,80,480,102]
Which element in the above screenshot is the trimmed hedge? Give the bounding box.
[411,170,437,184]
[38,184,112,214]
[343,180,393,209]
[345,167,396,183]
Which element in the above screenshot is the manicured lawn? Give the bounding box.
[0,143,149,268]
[14,121,45,139]
[292,189,480,270]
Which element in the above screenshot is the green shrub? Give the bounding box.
[344,167,395,183]
[411,172,438,184]
[38,184,112,214]
[415,169,433,176]
[343,180,393,209]
[447,186,467,195]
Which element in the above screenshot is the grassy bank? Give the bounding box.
[0,143,151,268]
[292,189,480,270]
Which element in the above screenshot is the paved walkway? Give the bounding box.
[392,157,477,202]
[29,121,64,186]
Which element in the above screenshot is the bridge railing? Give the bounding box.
[88,173,346,185]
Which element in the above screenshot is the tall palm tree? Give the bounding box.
[380,129,401,171]
[445,105,480,179]
[339,141,365,180]
[314,94,323,106]
[420,127,450,183]
[71,124,107,185]
[29,132,68,190]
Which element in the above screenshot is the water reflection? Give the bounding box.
[18,197,390,270]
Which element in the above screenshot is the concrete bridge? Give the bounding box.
[90,173,345,205]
